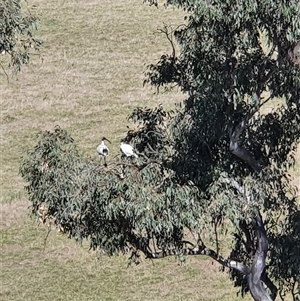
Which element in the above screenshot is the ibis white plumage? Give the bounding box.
[120,141,138,158]
[96,137,111,166]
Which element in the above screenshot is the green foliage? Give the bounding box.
[20,0,300,300]
[145,0,300,298]
[20,126,202,256]
[0,0,42,73]
[126,105,173,160]
[268,206,300,299]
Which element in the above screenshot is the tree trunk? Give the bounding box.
[247,214,273,301]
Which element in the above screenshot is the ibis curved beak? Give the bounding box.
[102,137,111,144]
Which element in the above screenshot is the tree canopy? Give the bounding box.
[0,0,42,74]
[20,1,300,301]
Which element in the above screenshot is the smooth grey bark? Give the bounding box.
[227,113,278,300]
[246,214,273,301]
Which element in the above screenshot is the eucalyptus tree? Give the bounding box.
[0,0,42,75]
[20,1,300,301]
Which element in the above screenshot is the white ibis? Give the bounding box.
[96,137,111,166]
[120,141,138,158]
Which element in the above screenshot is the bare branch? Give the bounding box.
[229,260,250,275]
[229,117,262,172]
[157,24,176,59]
[267,43,276,59]
[137,236,250,275]
[231,179,251,203]
[258,96,272,111]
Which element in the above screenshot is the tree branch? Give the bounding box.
[231,179,251,203]
[247,213,273,301]
[157,24,176,59]
[229,117,262,172]
[129,214,276,301]
[261,269,278,301]
[134,235,250,275]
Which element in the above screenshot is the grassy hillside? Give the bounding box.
[0,1,298,301]
[0,0,186,203]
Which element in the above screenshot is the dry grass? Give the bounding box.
[1,203,248,301]
[0,1,249,300]
[1,0,186,202]
[0,0,298,300]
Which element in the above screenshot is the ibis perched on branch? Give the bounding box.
[120,141,138,158]
[96,137,111,166]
